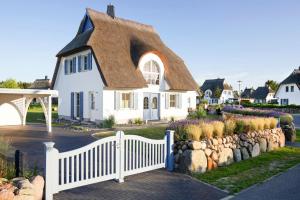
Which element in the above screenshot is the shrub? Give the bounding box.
[103,115,115,128]
[263,118,271,130]
[256,118,265,131]
[270,118,278,129]
[235,120,245,134]
[212,121,224,138]
[249,119,258,132]
[280,115,294,125]
[224,120,236,135]
[185,125,202,141]
[133,118,143,125]
[200,122,214,139]
[188,107,207,119]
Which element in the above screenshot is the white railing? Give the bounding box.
[44,130,174,200]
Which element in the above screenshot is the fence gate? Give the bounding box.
[44,130,174,200]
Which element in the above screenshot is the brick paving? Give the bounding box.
[54,169,228,200]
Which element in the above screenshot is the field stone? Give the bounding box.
[251,143,260,157]
[279,132,285,147]
[233,149,242,162]
[212,139,218,146]
[188,141,201,150]
[259,138,267,153]
[13,195,35,200]
[211,151,219,161]
[180,150,207,173]
[241,147,250,160]
[204,148,212,157]
[218,148,234,166]
[0,183,15,200]
[30,176,44,200]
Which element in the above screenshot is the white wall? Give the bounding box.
[220,90,234,103]
[53,49,105,121]
[0,95,24,126]
[54,51,197,124]
[276,84,300,105]
[103,89,197,124]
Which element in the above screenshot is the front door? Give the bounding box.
[143,93,159,121]
[75,93,81,119]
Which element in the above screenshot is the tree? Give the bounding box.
[265,80,279,91]
[214,87,222,98]
[18,81,32,89]
[0,79,20,88]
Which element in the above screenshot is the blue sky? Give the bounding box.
[1,0,300,90]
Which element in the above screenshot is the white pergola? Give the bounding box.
[0,89,58,132]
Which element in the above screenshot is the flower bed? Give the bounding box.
[167,116,278,142]
[222,106,296,141]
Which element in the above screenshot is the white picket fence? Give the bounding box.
[44,130,174,200]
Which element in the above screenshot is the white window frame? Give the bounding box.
[142,60,160,85]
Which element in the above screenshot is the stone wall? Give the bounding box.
[174,128,285,173]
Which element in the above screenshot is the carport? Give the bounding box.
[0,88,58,132]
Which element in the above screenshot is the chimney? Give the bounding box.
[107,4,115,19]
[45,76,48,80]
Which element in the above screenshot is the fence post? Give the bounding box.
[116,131,125,183]
[44,142,59,200]
[15,150,23,177]
[165,130,174,172]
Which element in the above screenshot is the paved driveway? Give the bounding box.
[54,169,227,200]
[0,125,228,200]
[0,125,96,171]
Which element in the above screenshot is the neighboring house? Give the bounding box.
[241,88,255,103]
[252,86,275,104]
[29,76,51,89]
[275,67,300,105]
[200,78,233,104]
[52,5,198,124]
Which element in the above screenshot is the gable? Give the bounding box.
[52,8,198,91]
[82,15,94,33]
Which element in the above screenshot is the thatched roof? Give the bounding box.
[52,8,198,91]
[252,86,274,100]
[280,67,300,89]
[200,78,232,98]
[241,88,255,99]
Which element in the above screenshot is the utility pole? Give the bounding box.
[237,80,242,105]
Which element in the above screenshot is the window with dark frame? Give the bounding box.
[286,86,289,92]
[291,86,294,92]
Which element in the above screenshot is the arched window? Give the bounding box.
[205,90,212,97]
[143,60,160,85]
[152,97,158,109]
[143,97,149,109]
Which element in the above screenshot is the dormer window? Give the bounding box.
[205,90,212,97]
[143,60,160,85]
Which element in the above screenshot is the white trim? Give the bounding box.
[0,89,58,96]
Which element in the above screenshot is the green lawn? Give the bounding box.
[296,129,300,142]
[95,126,167,140]
[193,147,300,194]
[26,105,58,124]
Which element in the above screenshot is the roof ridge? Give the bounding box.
[86,8,156,33]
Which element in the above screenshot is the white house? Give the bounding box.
[52,6,198,124]
[275,67,300,105]
[200,78,233,104]
[251,86,276,104]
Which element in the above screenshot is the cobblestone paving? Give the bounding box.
[54,169,228,200]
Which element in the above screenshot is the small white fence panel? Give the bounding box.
[44,130,174,200]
